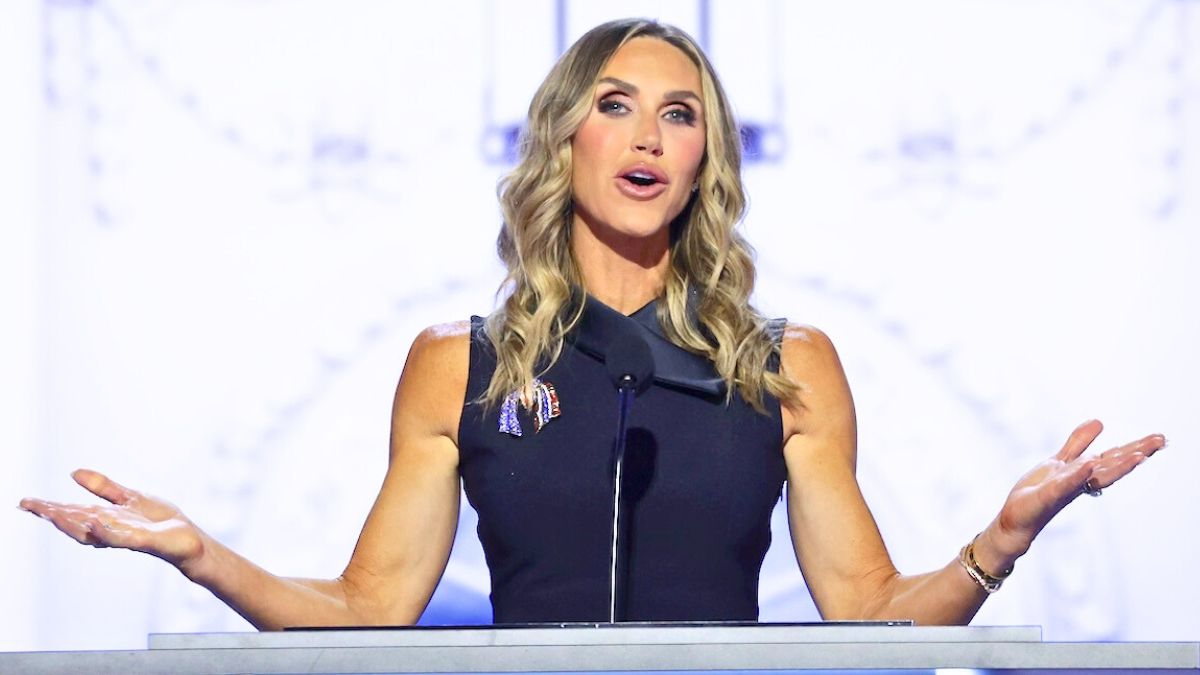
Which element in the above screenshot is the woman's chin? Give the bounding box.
[577,209,676,243]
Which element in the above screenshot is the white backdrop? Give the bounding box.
[1,0,1197,652]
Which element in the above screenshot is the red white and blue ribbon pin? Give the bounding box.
[498,378,561,437]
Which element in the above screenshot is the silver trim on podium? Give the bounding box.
[147,623,1043,649]
[0,625,1196,674]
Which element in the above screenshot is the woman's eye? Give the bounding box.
[598,98,629,114]
[664,107,697,126]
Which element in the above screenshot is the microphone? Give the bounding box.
[603,332,654,623]
[605,333,655,394]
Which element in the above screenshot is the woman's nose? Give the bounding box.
[632,113,663,156]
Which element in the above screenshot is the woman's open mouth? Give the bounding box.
[615,166,669,199]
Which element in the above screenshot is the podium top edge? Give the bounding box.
[148,623,1044,650]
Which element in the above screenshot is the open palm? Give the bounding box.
[19,469,204,568]
[990,420,1165,557]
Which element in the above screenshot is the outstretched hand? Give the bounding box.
[988,420,1166,559]
[18,469,205,570]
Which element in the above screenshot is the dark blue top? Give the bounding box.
[457,295,787,623]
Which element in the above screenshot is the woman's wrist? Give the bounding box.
[176,529,220,585]
[971,523,1027,580]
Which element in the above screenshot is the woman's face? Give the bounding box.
[570,37,707,243]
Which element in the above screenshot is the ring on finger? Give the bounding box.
[1083,478,1103,497]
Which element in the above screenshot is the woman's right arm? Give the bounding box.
[19,322,471,631]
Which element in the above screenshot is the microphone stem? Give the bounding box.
[608,381,636,623]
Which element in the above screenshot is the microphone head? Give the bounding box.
[605,332,655,394]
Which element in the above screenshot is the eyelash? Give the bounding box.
[597,96,697,126]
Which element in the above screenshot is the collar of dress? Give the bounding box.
[569,289,727,399]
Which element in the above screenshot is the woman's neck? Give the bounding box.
[571,216,670,316]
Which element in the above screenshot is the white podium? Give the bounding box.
[1,623,1197,674]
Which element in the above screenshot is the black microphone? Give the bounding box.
[603,332,654,623]
[605,333,655,394]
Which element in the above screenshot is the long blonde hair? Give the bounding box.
[484,18,797,412]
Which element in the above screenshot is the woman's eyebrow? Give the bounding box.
[598,76,638,92]
[597,76,701,104]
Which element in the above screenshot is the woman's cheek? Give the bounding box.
[667,128,705,173]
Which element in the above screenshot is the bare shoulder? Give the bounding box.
[778,323,855,439]
[392,320,474,449]
[779,323,844,378]
[408,320,473,365]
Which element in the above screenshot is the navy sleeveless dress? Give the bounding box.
[457,294,786,623]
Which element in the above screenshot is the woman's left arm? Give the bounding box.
[778,324,1166,624]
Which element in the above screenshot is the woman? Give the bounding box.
[18,19,1164,629]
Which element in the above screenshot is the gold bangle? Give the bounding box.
[958,535,1013,594]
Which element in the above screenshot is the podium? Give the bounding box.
[1,624,1197,673]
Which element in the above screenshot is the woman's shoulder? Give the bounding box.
[776,322,854,437]
[777,323,850,402]
[412,319,474,349]
[778,322,841,369]
[392,321,474,443]
[405,321,473,378]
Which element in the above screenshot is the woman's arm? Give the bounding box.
[19,322,470,631]
[777,324,1164,624]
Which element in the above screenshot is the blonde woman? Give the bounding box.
[20,19,1164,628]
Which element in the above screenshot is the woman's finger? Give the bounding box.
[25,502,104,547]
[1090,451,1149,490]
[22,500,138,549]
[17,497,74,522]
[1055,419,1104,462]
[80,513,138,549]
[71,469,138,506]
[1086,434,1164,490]
[1099,434,1167,462]
[1052,457,1098,504]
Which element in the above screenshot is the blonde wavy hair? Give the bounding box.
[484,18,797,412]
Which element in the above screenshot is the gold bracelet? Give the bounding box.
[958,535,1013,594]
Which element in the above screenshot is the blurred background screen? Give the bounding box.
[1,0,1196,652]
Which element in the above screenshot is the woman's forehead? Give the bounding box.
[598,37,702,94]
